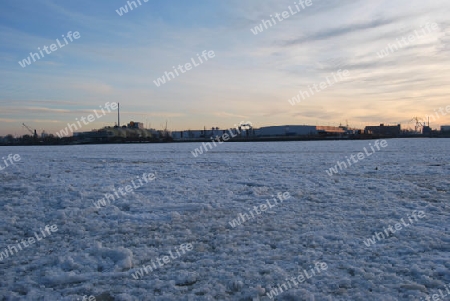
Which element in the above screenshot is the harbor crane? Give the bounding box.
[238,123,253,137]
[410,117,424,133]
[22,123,37,138]
[239,123,253,130]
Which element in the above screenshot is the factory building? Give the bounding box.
[255,125,346,137]
[73,121,159,141]
[364,124,401,137]
[441,125,450,132]
[316,126,346,134]
[171,130,205,140]
[172,125,346,140]
[256,125,317,137]
[128,121,144,129]
[171,128,245,140]
[422,125,432,135]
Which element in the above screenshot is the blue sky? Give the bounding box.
[1,0,449,136]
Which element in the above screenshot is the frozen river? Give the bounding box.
[0,139,449,300]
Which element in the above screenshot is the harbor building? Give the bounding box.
[364,124,401,137]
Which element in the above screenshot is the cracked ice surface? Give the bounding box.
[0,139,449,300]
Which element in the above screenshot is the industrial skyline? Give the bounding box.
[1,0,450,136]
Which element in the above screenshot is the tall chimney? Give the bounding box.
[118,102,120,127]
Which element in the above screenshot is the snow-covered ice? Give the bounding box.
[0,138,449,300]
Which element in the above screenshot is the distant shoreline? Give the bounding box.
[1,134,448,147]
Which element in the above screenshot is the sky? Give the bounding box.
[1,0,449,137]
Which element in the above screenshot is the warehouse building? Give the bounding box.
[171,128,246,140]
[256,125,317,137]
[364,124,401,137]
[316,126,346,134]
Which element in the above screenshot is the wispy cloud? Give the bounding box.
[305,19,392,42]
[1,0,450,135]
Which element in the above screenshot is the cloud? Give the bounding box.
[282,18,397,46]
[73,82,115,95]
[31,119,61,123]
[1,0,450,135]
[0,118,17,123]
[121,111,186,118]
[1,106,83,115]
[212,111,248,119]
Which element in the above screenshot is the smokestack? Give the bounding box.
[118,102,120,127]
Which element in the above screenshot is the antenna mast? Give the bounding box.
[118,102,120,127]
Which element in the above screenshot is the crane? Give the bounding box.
[238,123,253,137]
[22,123,37,138]
[410,117,424,133]
[239,123,253,130]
